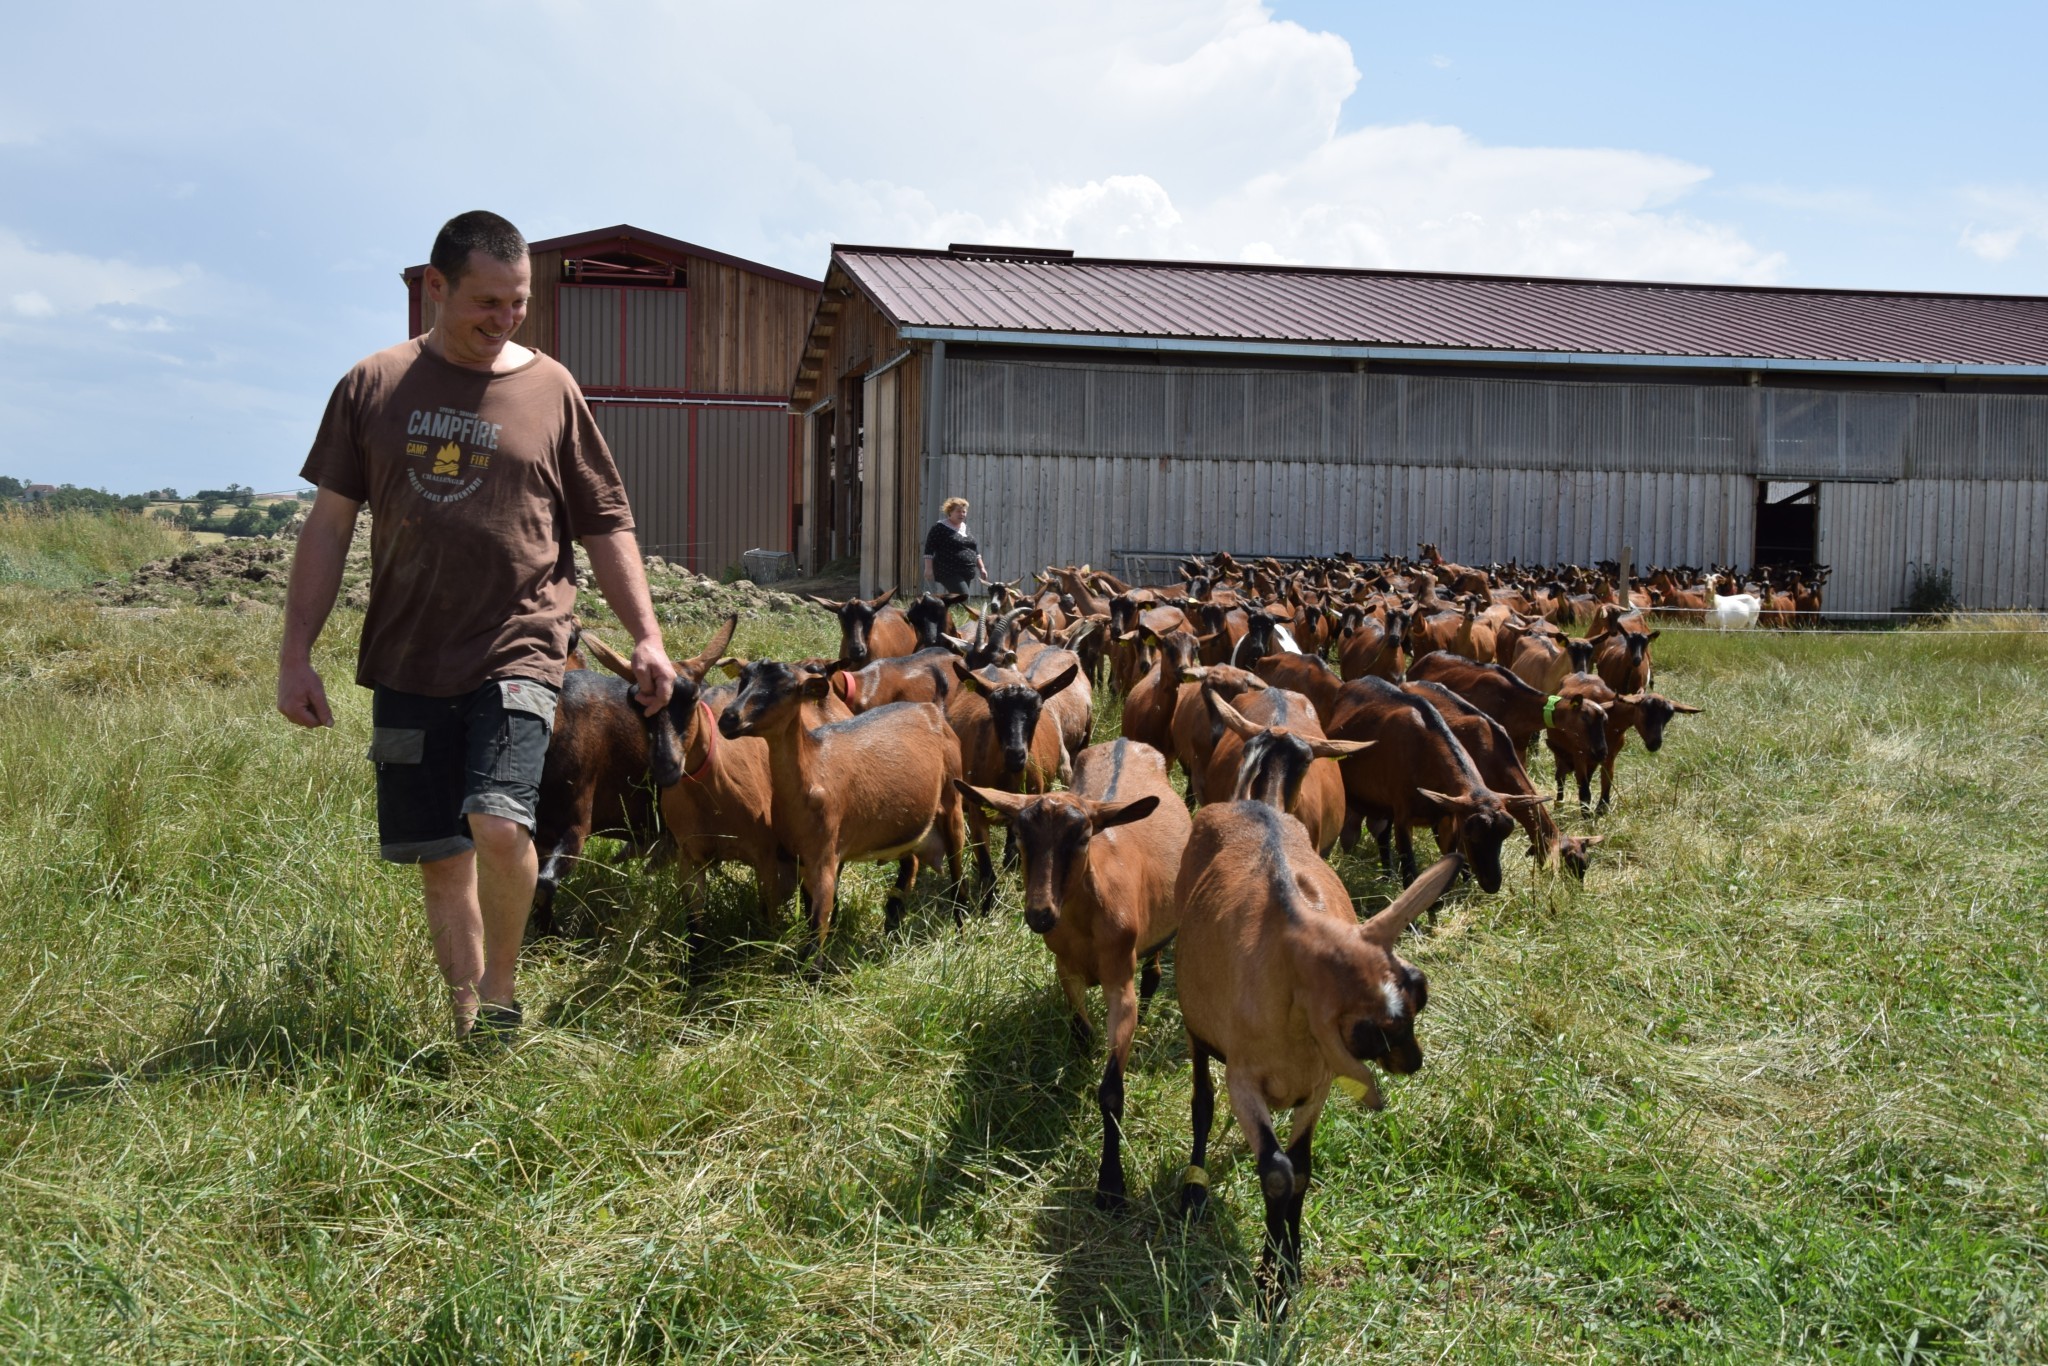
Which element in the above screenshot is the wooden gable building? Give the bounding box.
[405,225,818,577]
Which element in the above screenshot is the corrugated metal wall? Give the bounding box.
[559,286,690,393]
[599,403,689,556]
[558,286,621,389]
[697,407,792,579]
[934,358,2048,607]
[626,290,690,391]
[945,358,2048,481]
[594,403,792,578]
[935,453,1754,589]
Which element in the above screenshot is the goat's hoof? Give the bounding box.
[1068,1015,1094,1051]
[1093,1184,1127,1214]
[1180,1184,1210,1220]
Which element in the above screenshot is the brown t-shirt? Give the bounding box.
[300,338,634,696]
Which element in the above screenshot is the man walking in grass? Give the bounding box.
[277,210,675,1041]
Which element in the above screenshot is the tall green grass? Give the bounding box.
[0,507,188,590]
[0,588,2042,1361]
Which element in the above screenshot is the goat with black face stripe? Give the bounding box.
[718,660,965,956]
[1176,805,1459,1295]
[958,738,1190,1210]
[945,656,1076,905]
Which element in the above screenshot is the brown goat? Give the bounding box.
[1168,664,1269,798]
[718,662,965,953]
[1177,808,1459,1289]
[1548,672,1703,813]
[1202,692,1370,856]
[1401,680,1595,878]
[1119,626,1203,760]
[1593,626,1658,694]
[1406,650,1609,764]
[833,647,962,714]
[958,738,1189,1209]
[1326,675,1541,891]
[809,588,919,666]
[947,658,1077,901]
[1508,630,1595,696]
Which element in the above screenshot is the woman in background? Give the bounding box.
[922,496,987,596]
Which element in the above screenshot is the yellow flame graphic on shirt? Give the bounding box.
[432,442,462,476]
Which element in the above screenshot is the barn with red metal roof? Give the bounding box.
[791,243,2048,611]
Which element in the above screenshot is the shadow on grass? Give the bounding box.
[874,977,1092,1229]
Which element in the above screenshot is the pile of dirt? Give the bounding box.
[93,517,816,623]
[92,528,343,611]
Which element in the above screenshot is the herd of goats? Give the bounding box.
[528,545,1796,1290]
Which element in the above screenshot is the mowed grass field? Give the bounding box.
[1,537,2045,1361]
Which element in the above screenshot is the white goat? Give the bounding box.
[1704,573,1762,630]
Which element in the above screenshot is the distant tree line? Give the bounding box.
[1,477,309,537]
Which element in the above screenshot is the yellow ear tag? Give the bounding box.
[1334,1075,1370,1101]
[1182,1164,1209,1188]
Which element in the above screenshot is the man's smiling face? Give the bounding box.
[426,250,531,370]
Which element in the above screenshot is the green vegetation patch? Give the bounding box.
[0,508,188,591]
[0,589,2042,1361]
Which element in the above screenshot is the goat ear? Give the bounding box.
[807,594,843,611]
[1035,663,1079,700]
[870,587,899,611]
[578,629,638,682]
[799,672,832,699]
[1502,793,1552,811]
[1091,794,1159,831]
[941,592,967,605]
[715,656,746,678]
[1178,665,1209,683]
[1206,691,1264,739]
[950,659,978,690]
[1580,834,1607,847]
[1244,673,1268,689]
[1414,786,1478,815]
[939,634,970,654]
[1308,736,1374,760]
[690,615,739,674]
[1669,700,1704,714]
[955,780,1029,823]
[1618,691,1647,706]
[1360,853,1463,948]
[1646,629,1661,642]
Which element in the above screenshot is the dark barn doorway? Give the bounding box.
[1754,481,1818,568]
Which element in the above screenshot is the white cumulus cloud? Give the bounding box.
[0,230,196,320]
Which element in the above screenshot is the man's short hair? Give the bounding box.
[430,211,527,287]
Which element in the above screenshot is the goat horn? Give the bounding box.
[691,614,739,673]
[1360,853,1463,948]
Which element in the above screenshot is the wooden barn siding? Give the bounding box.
[685,258,817,396]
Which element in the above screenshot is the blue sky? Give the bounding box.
[3,1,2044,496]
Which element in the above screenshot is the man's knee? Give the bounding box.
[467,812,532,862]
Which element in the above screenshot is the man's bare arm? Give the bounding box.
[581,529,676,715]
[277,487,361,728]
